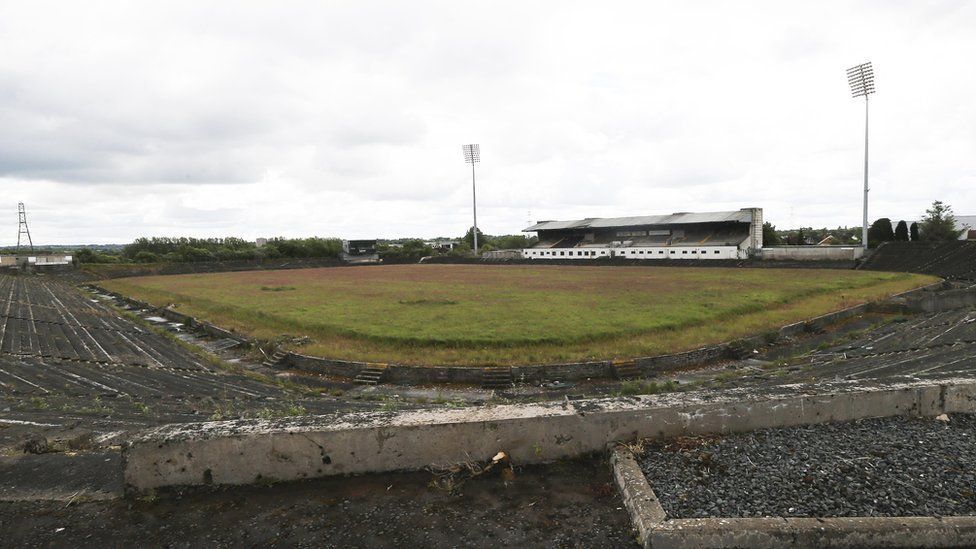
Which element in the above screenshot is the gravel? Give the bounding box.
[640,414,976,518]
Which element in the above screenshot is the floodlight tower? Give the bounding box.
[847,61,875,249]
[16,202,33,254]
[462,144,481,254]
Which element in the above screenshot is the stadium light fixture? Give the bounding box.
[462,144,481,254]
[847,61,875,249]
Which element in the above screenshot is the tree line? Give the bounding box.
[762,200,964,247]
[75,236,343,264]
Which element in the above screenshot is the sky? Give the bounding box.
[1,1,974,245]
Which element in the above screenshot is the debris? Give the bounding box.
[428,450,514,493]
[21,434,50,454]
[935,414,950,423]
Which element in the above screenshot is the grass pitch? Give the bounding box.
[100,264,936,366]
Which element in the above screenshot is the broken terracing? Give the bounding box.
[3,267,976,547]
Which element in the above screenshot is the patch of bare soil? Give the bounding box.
[0,458,636,548]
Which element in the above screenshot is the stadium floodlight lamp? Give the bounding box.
[462,144,481,254]
[847,61,875,250]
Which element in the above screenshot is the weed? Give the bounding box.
[379,400,401,412]
[138,489,158,504]
[209,402,236,421]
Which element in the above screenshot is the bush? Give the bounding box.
[133,251,160,263]
[867,218,894,247]
[894,220,909,242]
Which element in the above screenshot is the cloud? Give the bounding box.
[0,0,974,245]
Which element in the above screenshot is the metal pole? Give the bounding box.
[862,95,869,250]
[471,161,478,253]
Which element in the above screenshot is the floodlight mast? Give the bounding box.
[847,61,875,250]
[462,144,481,254]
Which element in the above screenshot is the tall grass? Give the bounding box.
[100,265,936,366]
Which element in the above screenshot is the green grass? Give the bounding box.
[99,264,936,367]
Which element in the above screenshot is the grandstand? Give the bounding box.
[521,208,763,260]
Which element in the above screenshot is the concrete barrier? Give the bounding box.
[646,517,976,548]
[122,377,976,492]
[762,246,865,261]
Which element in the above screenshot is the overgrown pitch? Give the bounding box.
[101,264,935,366]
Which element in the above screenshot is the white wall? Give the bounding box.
[761,246,863,261]
[522,246,742,260]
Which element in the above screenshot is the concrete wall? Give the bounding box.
[123,377,976,492]
[746,207,763,252]
[762,246,864,261]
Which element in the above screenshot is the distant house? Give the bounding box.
[427,239,460,252]
[255,238,268,248]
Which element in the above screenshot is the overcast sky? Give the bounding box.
[1,1,974,245]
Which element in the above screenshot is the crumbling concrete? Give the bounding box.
[123,377,976,492]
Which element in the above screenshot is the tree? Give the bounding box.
[795,228,807,245]
[74,248,96,263]
[867,218,894,247]
[378,240,433,262]
[910,222,920,241]
[894,220,909,242]
[462,226,486,251]
[134,251,160,263]
[919,200,963,242]
[762,222,781,246]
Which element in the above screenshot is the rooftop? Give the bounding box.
[523,209,756,232]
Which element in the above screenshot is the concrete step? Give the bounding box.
[262,349,289,370]
[354,365,388,385]
[613,361,640,380]
[482,367,513,389]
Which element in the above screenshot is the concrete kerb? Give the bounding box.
[122,377,976,493]
[610,443,976,548]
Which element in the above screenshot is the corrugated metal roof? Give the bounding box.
[524,210,755,232]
